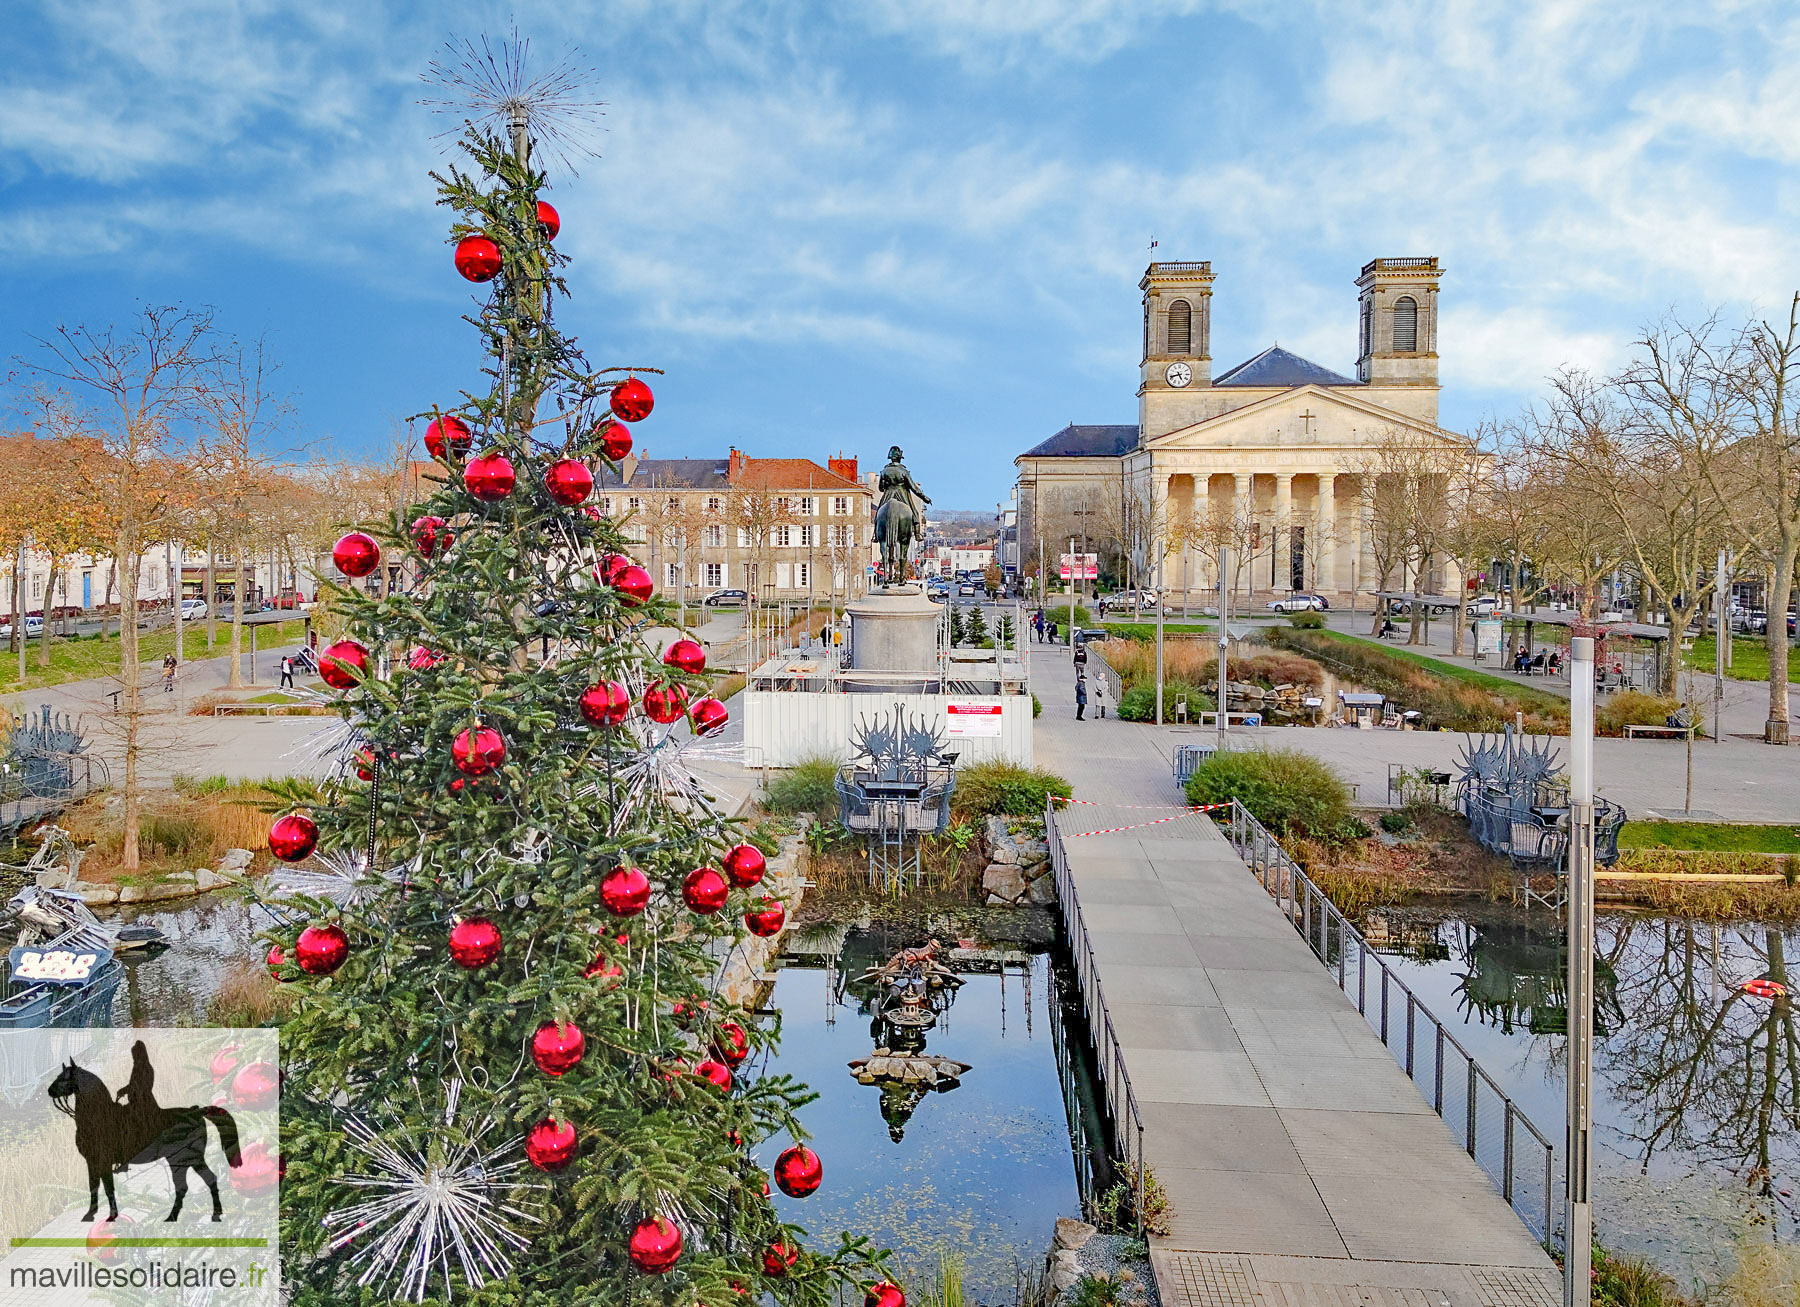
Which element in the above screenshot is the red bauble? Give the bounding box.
[663,639,706,675]
[671,997,708,1026]
[448,917,502,968]
[579,681,631,726]
[452,726,506,776]
[536,200,561,240]
[600,865,651,917]
[544,459,593,506]
[319,639,370,690]
[585,948,624,982]
[689,696,729,737]
[425,414,473,460]
[265,944,287,977]
[525,1117,578,1171]
[643,682,688,724]
[531,1021,586,1076]
[682,866,729,915]
[87,1213,133,1261]
[408,645,445,672]
[611,376,655,423]
[693,1059,732,1092]
[745,897,786,938]
[232,1060,278,1109]
[774,1144,822,1198]
[295,923,349,976]
[332,531,380,578]
[723,843,766,889]
[231,1141,280,1192]
[454,234,503,282]
[410,515,450,557]
[866,1282,907,1307]
[762,1242,798,1277]
[715,1020,749,1067]
[613,564,654,606]
[598,552,632,584]
[210,1044,240,1082]
[268,813,318,862]
[464,452,516,502]
[599,421,632,461]
[628,1217,683,1274]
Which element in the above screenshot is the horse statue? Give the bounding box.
[48,1042,242,1222]
[873,445,931,587]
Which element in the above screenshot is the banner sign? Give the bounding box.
[946,701,1004,737]
[1058,553,1098,580]
[1475,619,1504,660]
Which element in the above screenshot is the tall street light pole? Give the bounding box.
[1565,635,1597,1307]
[1216,546,1230,749]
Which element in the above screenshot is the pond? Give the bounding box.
[65,895,1110,1303]
[1368,903,1799,1293]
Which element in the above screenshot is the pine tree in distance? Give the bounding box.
[264,34,895,1307]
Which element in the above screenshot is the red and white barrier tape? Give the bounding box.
[1064,805,1229,838]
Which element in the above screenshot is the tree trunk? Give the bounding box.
[9,563,20,656]
[37,563,57,668]
[1765,540,1798,742]
[117,540,143,872]
[98,565,114,639]
[205,546,216,648]
[228,534,246,689]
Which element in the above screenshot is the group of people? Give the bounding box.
[1030,609,1061,644]
[1511,646,1563,676]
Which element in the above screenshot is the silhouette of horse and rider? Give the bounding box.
[48,1040,243,1223]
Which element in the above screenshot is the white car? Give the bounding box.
[1465,597,1501,617]
[0,616,44,638]
[1267,595,1325,613]
[180,599,209,621]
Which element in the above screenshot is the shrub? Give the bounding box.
[1287,611,1326,629]
[763,756,839,814]
[1596,690,1699,737]
[1117,681,1214,722]
[1044,604,1091,627]
[1184,747,1353,841]
[1379,810,1411,834]
[1031,693,1042,718]
[954,759,1071,816]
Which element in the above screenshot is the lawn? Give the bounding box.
[1308,628,1568,708]
[0,619,308,694]
[1681,634,1787,683]
[1619,820,1800,854]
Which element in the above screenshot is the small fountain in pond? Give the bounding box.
[847,941,971,1140]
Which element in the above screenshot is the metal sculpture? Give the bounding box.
[1,705,106,837]
[835,706,957,890]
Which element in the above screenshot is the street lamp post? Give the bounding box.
[1216,546,1230,748]
[1565,635,1597,1307]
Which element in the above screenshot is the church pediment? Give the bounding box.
[1144,384,1461,453]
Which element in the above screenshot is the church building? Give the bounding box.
[1015,257,1470,598]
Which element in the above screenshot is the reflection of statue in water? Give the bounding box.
[873,446,930,587]
[848,940,969,1140]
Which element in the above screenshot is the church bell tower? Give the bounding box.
[1355,257,1441,390]
[1139,261,1215,442]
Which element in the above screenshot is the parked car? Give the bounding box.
[1267,594,1325,613]
[1465,596,1501,617]
[0,616,45,639]
[180,599,209,621]
[958,583,977,596]
[701,589,748,608]
[1098,590,1159,613]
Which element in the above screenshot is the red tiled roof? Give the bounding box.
[727,456,863,492]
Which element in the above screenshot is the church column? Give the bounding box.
[1192,475,1209,591]
[1274,473,1293,592]
[1314,470,1336,593]
[1233,473,1251,597]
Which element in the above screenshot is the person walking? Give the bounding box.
[1072,638,1088,669]
[1093,673,1108,719]
[279,655,295,689]
[1075,672,1088,721]
[161,654,176,694]
[1046,618,1058,644]
[1032,610,1044,643]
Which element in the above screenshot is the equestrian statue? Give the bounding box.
[873,445,931,587]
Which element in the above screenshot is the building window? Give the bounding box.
[1392,296,1418,352]
[666,562,681,586]
[799,525,814,547]
[30,577,43,600]
[627,496,642,514]
[666,497,679,512]
[1360,298,1372,357]
[705,496,721,514]
[736,528,750,548]
[775,497,792,515]
[599,496,613,515]
[704,525,723,548]
[1167,299,1191,354]
[795,562,809,589]
[833,495,850,515]
[705,563,724,587]
[774,525,792,548]
[832,524,851,547]
[798,496,815,515]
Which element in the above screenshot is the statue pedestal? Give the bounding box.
[847,587,940,677]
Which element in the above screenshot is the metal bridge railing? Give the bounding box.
[1218,798,1557,1243]
[1044,795,1147,1235]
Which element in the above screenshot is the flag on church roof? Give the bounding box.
[1213,346,1361,388]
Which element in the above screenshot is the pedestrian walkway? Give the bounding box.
[1031,649,1561,1307]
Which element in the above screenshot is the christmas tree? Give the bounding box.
[266,42,893,1307]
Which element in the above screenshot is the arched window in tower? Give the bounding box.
[1392,296,1418,352]
[1166,299,1191,354]
[1360,298,1372,357]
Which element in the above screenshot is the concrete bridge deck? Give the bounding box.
[1031,651,1562,1307]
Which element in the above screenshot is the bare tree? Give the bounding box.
[21,305,221,870]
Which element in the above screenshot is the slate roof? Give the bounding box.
[1213,346,1361,388]
[603,458,730,489]
[1019,423,1139,459]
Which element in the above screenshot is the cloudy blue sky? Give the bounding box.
[3,1,1796,508]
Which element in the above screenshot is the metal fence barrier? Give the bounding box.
[1218,798,1557,1243]
[1044,795,1147,1234]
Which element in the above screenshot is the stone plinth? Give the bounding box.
[847,587,940,674]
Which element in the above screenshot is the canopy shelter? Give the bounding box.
[1488,610,1669,691]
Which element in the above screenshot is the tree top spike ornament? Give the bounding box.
[273,35,890,1307]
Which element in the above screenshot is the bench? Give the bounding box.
[1623,723,1692,739]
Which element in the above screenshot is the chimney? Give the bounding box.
[727,447,747,483]
[828,453,858,483]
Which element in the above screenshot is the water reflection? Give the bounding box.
[1373,905,1800,1286]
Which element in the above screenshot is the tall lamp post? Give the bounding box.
[1216,546,1230,749]
[1565,635,1597,1307]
